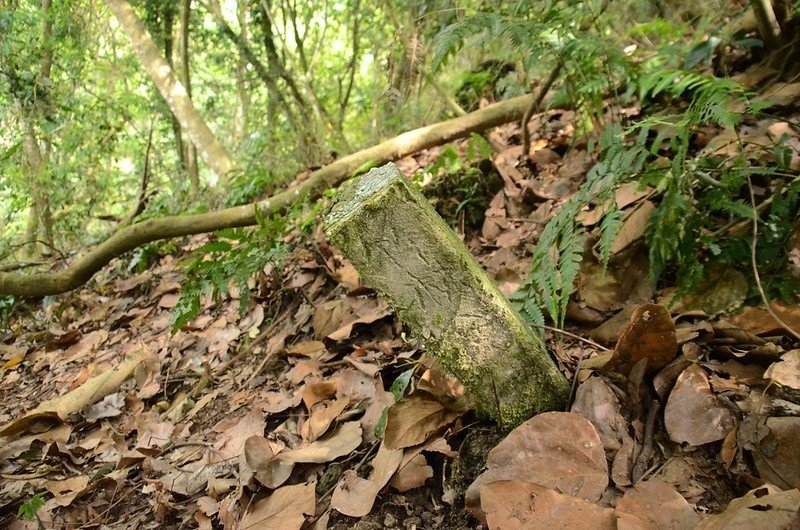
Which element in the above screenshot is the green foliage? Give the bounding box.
[170,211,291,331]
[225,169,277,207]
[511,124,649,326]
[375,367,416,439]
[17,492,45,521]
[0,295,16,331]
[513,59,798,325]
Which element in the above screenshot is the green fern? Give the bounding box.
[171,212,291,332]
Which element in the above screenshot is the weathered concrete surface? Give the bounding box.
[324,163,569,427]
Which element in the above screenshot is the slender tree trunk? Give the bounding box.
[21,0,55,256]
[162,2,188,183]
[750,0,782,49]
[179,0,200,198]
[21,118,54,255]
[208,0,304,139]
[105,0,238,183]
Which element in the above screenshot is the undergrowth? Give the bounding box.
[433,0,799,327]
[169,200,322,332]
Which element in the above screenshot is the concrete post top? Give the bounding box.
[324,163,403,231]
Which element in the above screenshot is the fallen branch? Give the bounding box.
[0,93,537,298]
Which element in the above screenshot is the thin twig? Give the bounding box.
[529,322,611,351]
[746,174,800,341]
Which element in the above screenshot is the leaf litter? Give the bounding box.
[1,96,800,529]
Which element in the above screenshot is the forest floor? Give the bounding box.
[2,67,800,529]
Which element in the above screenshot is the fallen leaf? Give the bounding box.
[728,301,800,336]
[664,365,734,446]
[240,481,315,530]
[256,422,362,488]
[610,200,655,255]
[616,477,700,529]
[571,376,629,453]
[389,453,433,492]
[45,476,90,506]
[479,480,616,529]
[384,391,462,450]
[301,396,350,441]
[330,442,403,516]
[752,416,800,490]
[211,409,266,463]
[694,485,800,529]
[466,412,608,522]
[604,304,677,375]
[764,349,800,391]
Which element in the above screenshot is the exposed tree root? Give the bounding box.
[0,94,537,298]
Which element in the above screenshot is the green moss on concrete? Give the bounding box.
[325,163,569,427]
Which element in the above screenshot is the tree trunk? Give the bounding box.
[179,0,200,198]
[0,93,543,297]
[105,0,238,183]
[750,0,782,49]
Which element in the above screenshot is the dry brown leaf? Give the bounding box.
[616,477,700,530]
[256,422,362,488]
[479,480,616,530]
[210,409,266,463]
[752,416,800,490]
[610,200,655,255]
[664,365,734,446]
[694,485,800,530]
[384,391,462,450]
[330,442,403,517]
[604,304,677,375]
[287,340,327,359]
[45,475,90,507]
[764,349,800,391]
[64,330,108,362]
[302,381,338,410]
[301,396,350,441]
[578,249,652,314]
[728,301,800,336]
[466,412,608,522]
[571,376,629,453]
[240,481,315,530]
[389,453,433,492]
[313,297,390,340]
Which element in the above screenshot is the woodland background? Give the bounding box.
[1,0,800,528]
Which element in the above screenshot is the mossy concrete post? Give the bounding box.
[324,163,569,427]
